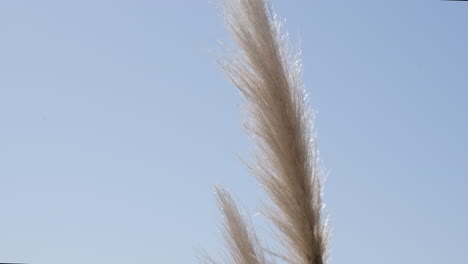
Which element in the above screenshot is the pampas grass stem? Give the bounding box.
[208,1,329,264]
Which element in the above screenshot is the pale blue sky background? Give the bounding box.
[1,0,467,263]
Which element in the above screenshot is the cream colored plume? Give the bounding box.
[209,0,329,264]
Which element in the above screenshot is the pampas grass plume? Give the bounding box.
[207,1,329,264]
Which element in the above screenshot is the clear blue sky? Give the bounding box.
[1,1,467,263]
